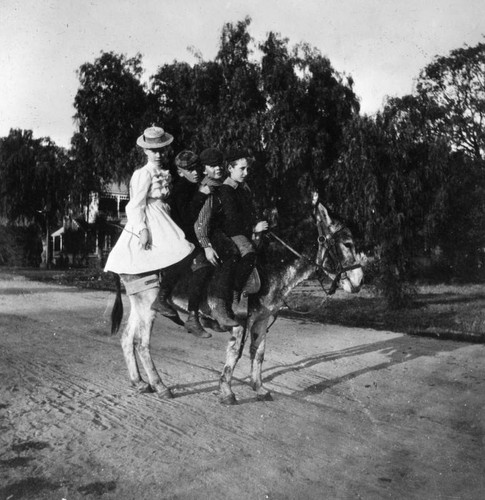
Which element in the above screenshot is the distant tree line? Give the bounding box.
[0,18,484,306]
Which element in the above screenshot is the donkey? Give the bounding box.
[110,201,363,404]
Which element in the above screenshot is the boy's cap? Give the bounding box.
[225,149,250,163]
[175,150,199,170]
[200,148,223,166]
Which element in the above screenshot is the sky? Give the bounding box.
[1,0,484,149]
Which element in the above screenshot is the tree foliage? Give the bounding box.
[150,17,265,153]
[73,51,152,191]
[65,21,485,301]
[148,19,359,248]
[416,41,485,160]
[3,19,483,298]
[150,60,225,150]
[432,152,485,276]
[257,34,359,234]
[329,99,453,306]
[0,129,70,227]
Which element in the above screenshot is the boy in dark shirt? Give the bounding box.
[169,150,213,337]
[195,150,267,328]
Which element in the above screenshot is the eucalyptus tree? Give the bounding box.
[331,100,453,306]
[0,129,69,226]
[149,19,359,250]
[257,31,359,247]
[214,17,265,148]
[150,16,264,154]
[150,59,224,151]
[416,40,485,161]
[0,129,71,266]
[73,51,152,192]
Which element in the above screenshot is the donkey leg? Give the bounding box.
[249,316,273,401]
[219,324,246,405]
[133,290,173,399]
[120,301,150,393]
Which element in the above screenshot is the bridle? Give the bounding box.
[263,218,362,331]
[314,222,362,295]
[313,202,362,294]
[268,204,362,296]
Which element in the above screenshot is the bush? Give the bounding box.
[0,225,43,267]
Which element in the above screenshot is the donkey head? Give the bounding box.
[312,198,363,294]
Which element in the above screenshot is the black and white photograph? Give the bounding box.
[1,1,484,498]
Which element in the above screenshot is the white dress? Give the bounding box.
[104,162,194,275]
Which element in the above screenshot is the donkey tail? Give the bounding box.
[111,274,124,335]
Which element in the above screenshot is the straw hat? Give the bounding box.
[136,126,173,149]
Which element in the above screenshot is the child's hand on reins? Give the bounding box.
[204,246,220,266]
[254,221,269,232]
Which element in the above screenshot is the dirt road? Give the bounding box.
[0,272,484,499]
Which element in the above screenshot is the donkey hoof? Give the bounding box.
[154,386,174,399]
[132,381,152,393]
[257,392,273,402]
[219,393,237,405]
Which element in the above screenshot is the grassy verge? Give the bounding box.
[284,281,485,343]
[2,267,484,343]
[1,267,118,291]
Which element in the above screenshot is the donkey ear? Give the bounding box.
[311,191,319,206]
[316,202,333,227]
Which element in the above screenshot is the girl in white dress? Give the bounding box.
[104,126,194,318]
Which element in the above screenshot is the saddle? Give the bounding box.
[121,267,261,298]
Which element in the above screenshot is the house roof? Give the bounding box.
[51,218,88,238]
[51,227,65,237]
[103,181,129,196]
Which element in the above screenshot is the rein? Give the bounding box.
[264,225,361,328]
[316,230,363,294]
[264,230,331,329]
[268,230,346,297]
